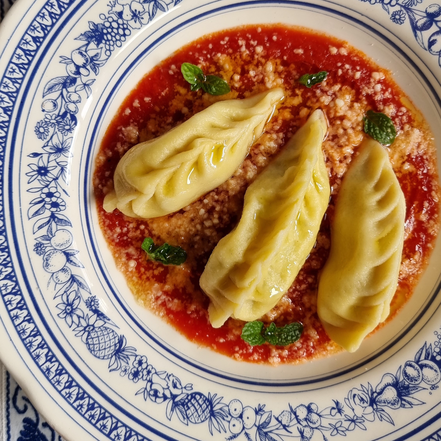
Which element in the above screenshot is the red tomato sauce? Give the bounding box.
[94,24,441,364]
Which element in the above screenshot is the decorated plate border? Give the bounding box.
[1,0,441,440]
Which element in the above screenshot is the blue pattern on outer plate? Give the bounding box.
[359,0,441,67]
[4,369,65,441]
[1,0,441,440]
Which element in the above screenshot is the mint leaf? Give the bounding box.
[190,82,203,92]
[181,62,230,96]
[181,62,205,86]
[241,321,266,346]
[141,237,187,266]
[263,322,279,345]
[273,322,303,346]
[363,110,397,145]
[202,75,231,96]
[241,320,303,346]
[299,71,328,88]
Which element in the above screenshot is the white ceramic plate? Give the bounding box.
[1,0,441,440]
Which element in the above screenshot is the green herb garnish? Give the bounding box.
[298,71,328,88]
[141,238,187,266]
[241,321,303,346]
[181,62,230,96]
[363,110,397,145]
[241,321,266,346]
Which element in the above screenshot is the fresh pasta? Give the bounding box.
[317,138,406,353]
[103,88,284,218]
[94,24,441,364]
[200,109,330,328]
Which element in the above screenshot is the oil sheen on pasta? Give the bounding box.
[93,24,441,365]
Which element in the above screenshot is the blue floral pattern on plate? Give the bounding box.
[1,0,441,440]
[3,367,65,441]
[360,0,441,66]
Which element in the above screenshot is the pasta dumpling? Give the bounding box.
[200,109,330,328]
[103,88,285,218]
[317,138,406,353]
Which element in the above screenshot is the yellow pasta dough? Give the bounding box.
[200,109,330,328]
[317,138,406,352]
[103,88,284,218]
